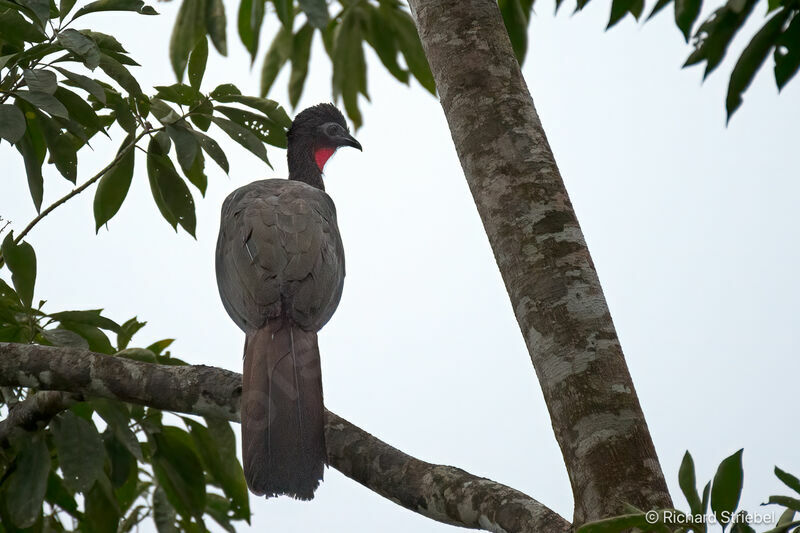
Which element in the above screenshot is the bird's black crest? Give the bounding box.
[288,103,348,140]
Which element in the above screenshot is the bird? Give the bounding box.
[215,103,361,499]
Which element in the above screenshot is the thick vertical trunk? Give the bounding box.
[406,0,672,524]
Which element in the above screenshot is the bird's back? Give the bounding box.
[215,178,345,333]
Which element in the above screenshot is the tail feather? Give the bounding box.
[242,317,326,499]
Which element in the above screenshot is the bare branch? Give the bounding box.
[406,0,672,523]
[0,342,571,533]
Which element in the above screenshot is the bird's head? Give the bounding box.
[287,104,361,187]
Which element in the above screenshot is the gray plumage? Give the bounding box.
[216,179,345,334]
[214,103,359,500]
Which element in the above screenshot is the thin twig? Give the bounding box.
[13,129,151,246]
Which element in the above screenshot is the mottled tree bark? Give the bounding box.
[0,391,79,445]
[0,342,570,532]
[405,0,671,524]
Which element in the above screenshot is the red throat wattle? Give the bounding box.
[314,147,336,171]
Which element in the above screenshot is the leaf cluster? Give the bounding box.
[578,450,800,533]
[0,0,291,238]
[0,235,251,533]
[170,0,800,124]
[168,0,435,129]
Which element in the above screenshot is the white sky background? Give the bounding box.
[1,0,799,531]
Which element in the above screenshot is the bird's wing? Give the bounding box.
[215,179,344,332]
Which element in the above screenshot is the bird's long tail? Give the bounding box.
[241,317,326,499]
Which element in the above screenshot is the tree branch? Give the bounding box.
[0,342,571,533]
[406,0,672,523]
[0,390,80,445]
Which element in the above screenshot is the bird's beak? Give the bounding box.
[338,133,362,151]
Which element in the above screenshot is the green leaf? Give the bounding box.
[15,128,44,212]
[776,467,800,495]
[726,9,790,120]
[149,97,182,124]
[774,12,800,90]
[57,28,101,70]
[50,309,121,331]
[259,24,291,95]
[60,321,115,353]
[188,37,208,90]
[170,0,207,81]
[38,110,78,182]
[332,8,368,128]
[0,9,48,43]
[153,484,178,533]
[211,116,269,165]
[675,0,702,41]
[15,89,69,118]
[607,0,644,28]
[73,0,157,19]
[155,83,202,106]
[238,0,265,62]
[45,473,80,518]
[711,449,744,529]
[116,316,146,350]
[147,134,197,236]
[205,493,236,532]
[93,134,136,230]
[104,431,136,487]
[15,103,47,211]
[2,233,36,309]
[98,53,142,96]
[647,0,672,20]
[500,0,528,61]
[0,104,27,143]
[42,327,90,348]
[116,347,158,363]
[82,475,121,532]
[205,0,227,55]
[60,0,79,19]
[679,451,703,516]
[272,0,292,28]
[184,418,249,519]
[54,86,104,133]
[184,148,207,195]
[166,123,199,177]
[50,410,106,492]
[190,129,228,173]
[210,82,241,99]
[53,67,107,103]
[214,104,285,148]
[79,30,127,53]
[6,434,50,528]
[106,91,137,131]
[387,6,435,95]
[289,23,314,108]
[189,96,213,130]
[299,0,328,29]
[683,0,759,78]
[18,0,50,25]
[23,68,57,94]
[364,4,408,84]
[151,426,206,520]
[768,496,800,512]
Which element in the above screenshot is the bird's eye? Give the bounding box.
[326,125,339,137]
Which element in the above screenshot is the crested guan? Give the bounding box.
[215,103,361,499]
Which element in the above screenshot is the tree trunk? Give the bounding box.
[405,0,672,524]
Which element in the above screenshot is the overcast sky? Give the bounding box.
[2,0,799,531]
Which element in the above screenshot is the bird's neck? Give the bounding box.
[287,142,326,191]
